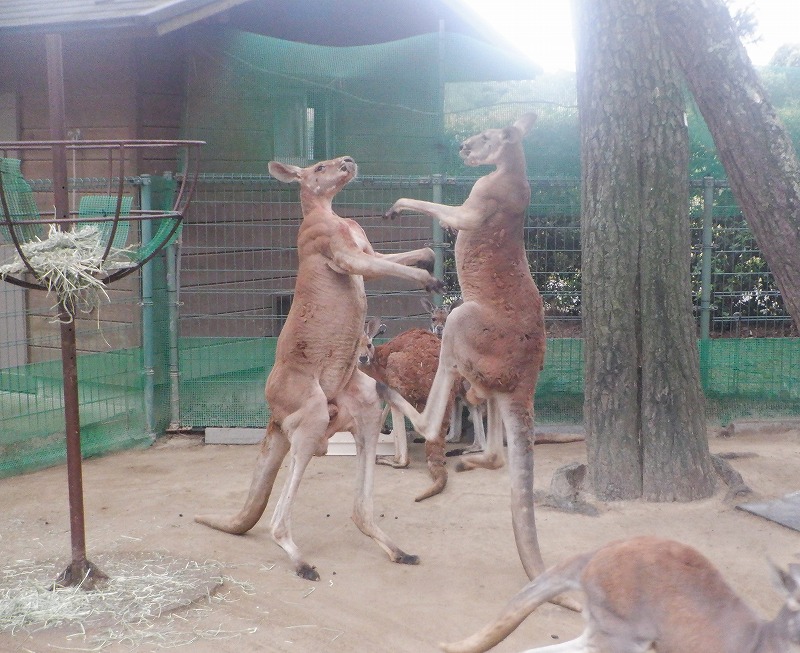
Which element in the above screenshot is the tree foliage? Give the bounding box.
[440,58,800,327]
[445,68,800,180]
[770,44,800,67]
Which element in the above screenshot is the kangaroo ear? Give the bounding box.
[268,161,302,183]
[365,316,385,338]
[513,112,538,138]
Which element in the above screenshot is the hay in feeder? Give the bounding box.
[0,224,134,318]
[0,552,257,649]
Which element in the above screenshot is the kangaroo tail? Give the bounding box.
[439,553,590,653]
[195,420,288,534]
[415,435,447,502]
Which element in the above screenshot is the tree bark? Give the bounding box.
[576,0,716,501]
[656,0,800,332]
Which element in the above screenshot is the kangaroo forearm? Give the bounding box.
[387,198,485,231]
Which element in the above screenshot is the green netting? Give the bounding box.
[178,338,275,428]
[0,348,151,479]
[700,337,800,423]
[0,157,44,243]
[175,336,800,429]
[78,194,133,249]
[77,194,182,267]
[183,29,543,176]
[137,217,182,262]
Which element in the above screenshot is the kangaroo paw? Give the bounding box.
[296,563,320,581]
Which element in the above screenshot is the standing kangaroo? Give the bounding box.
[380,114,549,580]
[440,536,800,653]
[195,155,443,581]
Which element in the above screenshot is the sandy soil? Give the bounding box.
[1,422,799,653]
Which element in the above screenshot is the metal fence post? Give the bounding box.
[139,174,156,440]
[700,176,715,340]
[699,176,715,389]
[164,172,181,431]
[166,234,182,431]
[432,19,445,304]
[432,174,445,295]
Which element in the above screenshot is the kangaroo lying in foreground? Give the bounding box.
[381,113,550,581]
[195,155,443,581]
[440,536,800,653]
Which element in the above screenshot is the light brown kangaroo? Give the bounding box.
[380,113,550,580]
[440,536,800,653]
[195,155,443,581]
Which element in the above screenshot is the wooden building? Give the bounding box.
[0,0,536,361]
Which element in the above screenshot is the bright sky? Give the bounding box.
[461,0,800,72]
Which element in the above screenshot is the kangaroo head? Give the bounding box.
[358,316,386,365]
[422,296,462,338]
[268,156,358,202]
[459,113,537,168]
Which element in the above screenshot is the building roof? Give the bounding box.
[0,0,254,36]
[0,0,511,52]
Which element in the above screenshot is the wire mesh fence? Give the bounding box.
[1,173,798,478]
[178,174,797,430]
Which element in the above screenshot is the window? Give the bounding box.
[272,93,331,165]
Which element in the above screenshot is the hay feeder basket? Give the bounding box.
[0,138,203,588]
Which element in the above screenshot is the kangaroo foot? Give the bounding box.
[376,455,409,468]
[296,563,320,581]
[456,451,504,472]
[393,552,420,565]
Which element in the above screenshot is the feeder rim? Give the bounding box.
[0,139,206,149]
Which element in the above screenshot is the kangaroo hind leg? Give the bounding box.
[347,370,419,565]
[268,392,331,580]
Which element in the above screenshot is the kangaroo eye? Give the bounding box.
[315,164,325,172]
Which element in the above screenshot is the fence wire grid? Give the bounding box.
[1,174,798,478]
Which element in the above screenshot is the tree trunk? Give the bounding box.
[656,0,800,332]
[576,0,716,501]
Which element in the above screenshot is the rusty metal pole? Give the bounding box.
[45,32,107,588]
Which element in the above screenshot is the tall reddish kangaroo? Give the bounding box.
[195,155,443,581]
[440,536,800,653]
[380,114,549,581]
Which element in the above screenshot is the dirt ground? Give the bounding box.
[1,422,799,653]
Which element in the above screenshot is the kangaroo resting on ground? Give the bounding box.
[380,113,551,581]
[440,536,800,653]
[195,155,443,581]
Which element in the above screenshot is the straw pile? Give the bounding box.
[0,552,257,649]
[0,225,133,319]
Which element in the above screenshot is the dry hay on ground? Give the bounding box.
[0,552,258,649]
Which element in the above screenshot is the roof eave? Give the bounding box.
[0,0,252,37]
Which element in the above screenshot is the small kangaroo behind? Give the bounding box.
[359,312,455,502]
[440,536,800,653]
